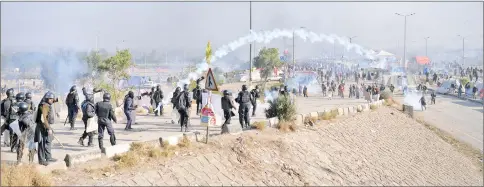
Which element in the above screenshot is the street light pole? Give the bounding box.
[395,12,415,67]
[348,36,357,60]
[424,37,430,57]
[458,35,466,67]
[292,27,306,76]
[249,1,253,83]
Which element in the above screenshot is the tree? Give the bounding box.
[254,47,283,89]
[97,49,133,106]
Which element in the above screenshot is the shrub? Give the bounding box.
[370,104,377,110]
[321,112,333,120]
[379,90,393,100]
[1,164,51,186]
[330,109,339,118]
[251,121,266,131]
[265,95,297,122]
[177,135,191,148]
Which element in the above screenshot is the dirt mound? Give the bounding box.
[53,107,483,186]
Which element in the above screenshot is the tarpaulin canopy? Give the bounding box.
[415,56,430,65]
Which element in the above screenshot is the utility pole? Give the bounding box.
[292,27,306,77]
[424,37,430,57]
[249,1,252,83]
[395,12,415,67]
[458,35,466,67]
[347,36,357,60]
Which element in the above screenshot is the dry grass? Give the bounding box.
[113,151,139,169]
[416,117,484,171]
[177,135,192,148]
[330,109,339,118]
[320,112,333,120]
[251,121,267,131]
[356,107,363,113]
[1,163,52,186]
[370,104,377,110]
[277,121,297,132]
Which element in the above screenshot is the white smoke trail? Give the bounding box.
[176,28,379,87]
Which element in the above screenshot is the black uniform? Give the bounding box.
[249,87,260,116]
[221,91,236,128]
[235,85,251,129]
[192,86,202,115]
[152,86,164,116]
[78,94,96,146]
[16,102,36,164]
[34,92,58,166]
[66,86,80,130]
[176,87,191,132]
[123,91,136,130]
[1,94,16,147]
[95,95,117,151]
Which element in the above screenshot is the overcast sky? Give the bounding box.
[1,1,483,59]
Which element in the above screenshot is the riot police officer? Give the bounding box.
[66,85,80,130]
[1,88,16,147]
[9,92,25,152]
[153,85,164,116]
[95,93,117,152]
[235,85,251,129]
[250,86,260,117]
[35,91,58,166]
[16,102,36,165]
[192,85,202,115]
[24,92,36,111]
[176,84,191,132]
[221,90,236,131]
[123,91,137,130]
[78,91,96,147]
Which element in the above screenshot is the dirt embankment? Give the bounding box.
[47,106,483,186]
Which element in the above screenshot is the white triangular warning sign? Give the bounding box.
[205,68,218,91]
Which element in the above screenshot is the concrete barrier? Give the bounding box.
[310,112,318,119]
[269,117,279,127]
[362,104,370,111]
[356,105,363,112]
[348,107,355,114]
[64,149,103,168]
[294,114,304,125]
[403,104,414,118]
[343,108,349,116]
[337,108,344,116]
[104,144,131,158]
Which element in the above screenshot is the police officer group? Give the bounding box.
[1,86,118,166]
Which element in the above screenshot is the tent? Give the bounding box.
[436,79,460,94]
[415,56,430,65]
[376,50,394,57]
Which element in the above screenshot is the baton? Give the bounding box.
[63,115,68,126]
[52,134,65,148]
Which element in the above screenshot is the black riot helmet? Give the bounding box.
[25,92,32,100]
[103,93,111,102]
[183,84,189,91]
[128,91,134,98]
[255,85,259,90]
[6,88,14,98]
[17,102,29,114]
[44,92,55,104]
[16,92,25,102]
[242,85,248,91]
[86,93,94,102]
[70,85,77,92]
[175,87,181,92]
[223,90,229,96]
[151,87,155,91]
[156,85,161,91]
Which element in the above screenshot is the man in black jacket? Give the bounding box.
[235,85,252,129]
[77,92,96,146]
[66,85,80,130]
[95,93,117,152]
[170,87,181,124]
[221,90,236,132]
[35,92,59,166]
[123,91,137,130]
[192,85,202,115]
[1,88,16,147]
[250,86,260,117]
[177,84,191,132]
[153,85,163,116]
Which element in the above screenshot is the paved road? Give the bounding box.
[394,93,483,152]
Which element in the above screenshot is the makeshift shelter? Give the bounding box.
[436,79,460,94]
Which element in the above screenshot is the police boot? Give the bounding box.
[87,134,94,147]
[70,122,75,130]
[77,137,84,146]
[109,135,116,146]
[98,138,105,153]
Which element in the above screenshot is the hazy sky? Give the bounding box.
[1,1,483,59]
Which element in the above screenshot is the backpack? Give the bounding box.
[176,93,186,110]
[240,91,250,103]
